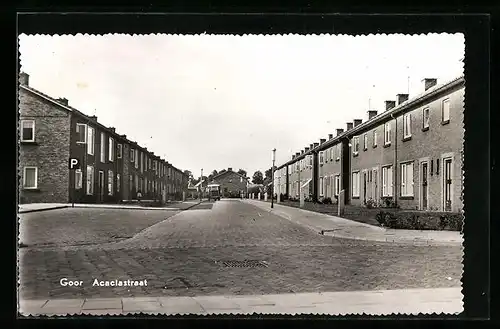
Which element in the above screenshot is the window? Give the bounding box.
[23,167,37,188]
[442,99,450,123]
[130,148,135,162]
[86,165,94,195]
[401,162,414,197]
[384,122,391,145]
[363,134,368,150]
[108,170,114,195]
[422,108,430,129]
[373,130,378,147]
[403,113,412,138]
[382,166,393,197]
[309,155,313,166]
[353,136,359,154]
[21,120,35,142]
[117,173,121,192]
[76,123,87,143]
[334,175,340,196]
[100,133,106,162]
[319,151,324,165]
[336,144,341,161]
[319,177,324,196]
[87,127,95,155]
[117,144,122,158]
[135,150,139,168]
[352,172,360,197]
[108,138,114,162]
[75,169,82,189]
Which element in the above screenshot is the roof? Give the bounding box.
[276,75,465,170]
[20,82,188,172]
[210,170,248,181]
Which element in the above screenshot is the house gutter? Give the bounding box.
[390,112,398,207]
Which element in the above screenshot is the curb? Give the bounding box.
[18,206,69,214]
[179,200,204,211]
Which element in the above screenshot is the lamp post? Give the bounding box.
[200,168,203,201]
[271,148,276,209]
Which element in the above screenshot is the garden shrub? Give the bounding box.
[375,210,463,231]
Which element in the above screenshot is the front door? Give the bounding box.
[421,162,428,210]
[444,158,453,211]
[373,169,378,203]
[362,172,367,204]
[98,171,104,202]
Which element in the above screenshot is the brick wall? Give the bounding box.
[19,88,71,203]
[213,171,247,197]
[317,143,343,199]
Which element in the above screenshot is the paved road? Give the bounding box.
[18,200,462,300]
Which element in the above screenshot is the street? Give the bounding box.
[18,199,462,301]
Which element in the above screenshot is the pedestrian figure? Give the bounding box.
[137,190,142,204]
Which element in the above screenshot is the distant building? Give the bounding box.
[18,72,189,204]
[209,168,248,198]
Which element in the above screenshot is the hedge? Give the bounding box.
[375,210,463,231]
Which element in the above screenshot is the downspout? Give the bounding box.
[390,113,398,207]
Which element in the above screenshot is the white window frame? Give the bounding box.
[353,136,359,155]
[320,151,324,165]
[117,173,121,192]
[20,120,35,142]
[130,148,135,162]
[352,171,360,197]
[23,166,38,189]
[319,177,324,196]
[87,126,95,155]
[336,144,341,161]
[382,165,393,197]
[363,134,368,150]
[403,113,412,138]
[108,170,114,195]
[100,132,106,163]
[135,149,139,168]
[423,107,430,129]
[108,137,114,162]
[117,144,122,159]
[442,99,450,123]
[86,165,94,195]
[75,169,83,189]
[373,129,377,147]
[76,123,87,144]
[401,162,414,197]
[384,122,391,145]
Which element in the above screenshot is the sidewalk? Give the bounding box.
[244,199,463,246]
[18,287,462,316]
[18,200,202,214]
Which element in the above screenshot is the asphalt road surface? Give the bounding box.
[18,200,462,300]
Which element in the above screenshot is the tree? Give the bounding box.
[252,171,264,185]
[237,169,247,177]
[184,170,192,179]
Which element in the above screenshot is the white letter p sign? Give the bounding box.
[69,158,80,170]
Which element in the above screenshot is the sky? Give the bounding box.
[19,33,464,179]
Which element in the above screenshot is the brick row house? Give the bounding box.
[274,76,464,213]
[18,72,189,204]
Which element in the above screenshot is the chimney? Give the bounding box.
[19,72,30,86]
[385,100,396,111]
[109,127,116,133]
[313,142,319,148]
[328,134,334,140]
[397,94,409,105]
[296,152,300,157]
[346,122,353,131]
[305,147,310,152]
[423,78,437,91]
[368,110,378,119]
[336,128,344,136]
[228,167,232,171]
[353,119,362,127]
[301,150,304,155]
[310,143,314,150]
[292,155,296,160]
[120,134,127,138]
[90,115,97,121]
[320,138,326,145]
[57,98,69,106]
